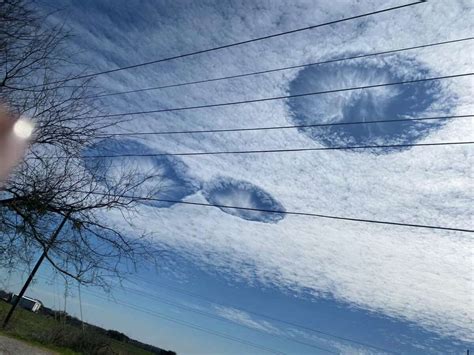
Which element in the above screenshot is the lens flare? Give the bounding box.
[13,118,34,139]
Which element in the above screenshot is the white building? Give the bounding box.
[12,295,43,313]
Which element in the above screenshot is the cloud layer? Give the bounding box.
[47,0,474,348]
[287,56,451,151]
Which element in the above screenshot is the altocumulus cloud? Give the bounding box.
[83,138,200,208]
[55,0,474,348]
[287,55,453,152]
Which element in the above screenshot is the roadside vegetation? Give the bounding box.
[0,300,174,355]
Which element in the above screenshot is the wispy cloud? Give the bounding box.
[213,305,281,334]
[213,305,385,354]
[44,0,474,347]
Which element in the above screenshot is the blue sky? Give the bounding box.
[2,0,473,354]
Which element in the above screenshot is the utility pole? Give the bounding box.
[78,282,85,332]
[2,214,70,328]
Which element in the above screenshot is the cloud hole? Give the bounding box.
[203,177,285,223]
[83,139,199,208]
[287,57,452,153]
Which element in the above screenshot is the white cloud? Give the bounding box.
[213,305,385,354]
[47,0,474,345]
[213,306,280,334]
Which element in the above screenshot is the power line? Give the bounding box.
[92,37,474,99]
[27,1,424,87]
[8,266,392,353]
[12,267,288,354]
[85,72,474,119]
[119,285,339,354]
[103,115,473,137]
[84,290,290,355]
[75,141,474,158]
[76,190,474,233]
[125,277,396,354]
[8,267,380,353]
[31,139,474,234]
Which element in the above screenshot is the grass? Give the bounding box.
[0,301,155,355]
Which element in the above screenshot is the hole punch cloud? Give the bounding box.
[287,56,453,153]
[202,176,285,223]
[83,138,200,208]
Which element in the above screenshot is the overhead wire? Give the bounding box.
[6,1,470,352]
[84,73,474,119]
[116,285,338,353]
[11,268,288,355]
[71,141,474,158]
[102,115,474,137]
[126,275,401,353]
[82,290,291,355]
[7,267,372,354]
[25,1,425,88]
[119,284,395,354]
[67,190,474,233]
[91,37,474,99]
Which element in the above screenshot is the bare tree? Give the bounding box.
[0,0,164,294]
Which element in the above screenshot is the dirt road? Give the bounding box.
[0,334,56,355]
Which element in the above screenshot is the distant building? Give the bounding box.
[11,294,43,313]
[0,290,12,302]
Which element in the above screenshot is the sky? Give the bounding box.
[2,0,474,354]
